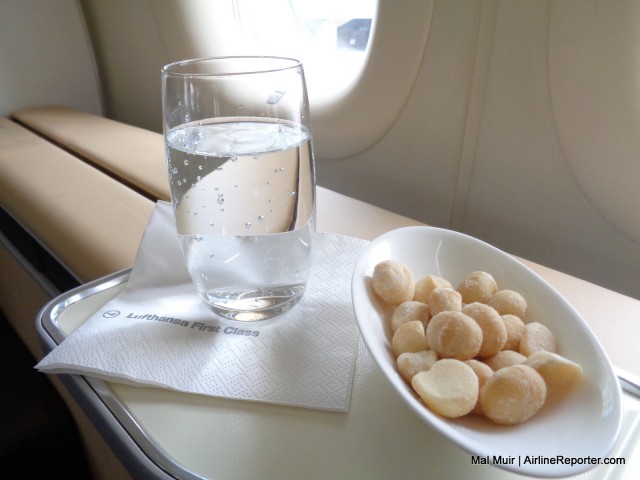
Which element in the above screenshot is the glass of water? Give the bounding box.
[162,57,316,322]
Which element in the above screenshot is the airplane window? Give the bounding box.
[232,0,376,99]
[222,0,432,159]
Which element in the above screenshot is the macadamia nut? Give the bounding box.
[374,265,583,427]
[372,260,415,306]
[525,351,582,396]
[391,320,428,357]
[412,359,479,418]
[426,311,482,360]
[483,350,527,371]
[502,314,526,351]
[428,287,462,316]
[519,322,556,356]
[464,359,494,415]
[479,365,546,425]
[487,289,527,319]
[391,301,430,332]
[397,350,438,383]
[414,275,452,303]
[457,271,498,304]
[462,303,507,358]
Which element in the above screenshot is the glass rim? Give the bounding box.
[161,56,303,78]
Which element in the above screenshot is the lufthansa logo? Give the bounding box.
[103,310,121,318]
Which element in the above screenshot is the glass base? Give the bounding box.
[201,284,306,322]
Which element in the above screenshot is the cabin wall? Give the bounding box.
[0,0,102,117]
[321,0,640,299]
[79,0,168,132]
[77,0,640,299]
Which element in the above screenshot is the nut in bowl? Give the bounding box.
[351,226,622,477]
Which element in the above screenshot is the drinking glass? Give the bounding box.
[162,57,316,322]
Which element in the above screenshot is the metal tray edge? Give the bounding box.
[35,269,204,480]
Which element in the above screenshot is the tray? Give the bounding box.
[37,271,640,480]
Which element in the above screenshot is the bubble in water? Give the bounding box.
[209,222,214,227]
[245,222,252,229]
[201,272,208,280]
[196,176,202,182]
[171,167,178,175]
[217,194,225,206]
[288,190,297,196]
[268,197,275,203]
[177,180,182,186]
[266,180,272,185]
[209,253,215,258]
[257,215,265,223]
[231,155,238,162]
[217,166,223,171]
[194,236,204,242]
[184,159,189,166]
[198,165,203,171]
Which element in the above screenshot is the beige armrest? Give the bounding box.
[11,105,170,202]
[0,118,154,282]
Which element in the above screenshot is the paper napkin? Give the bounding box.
[37,201,368,412]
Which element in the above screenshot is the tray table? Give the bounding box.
[37,270,640,480]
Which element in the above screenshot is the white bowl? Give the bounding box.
[351,226,621,477]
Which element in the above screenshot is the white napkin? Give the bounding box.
[37,201,367,412]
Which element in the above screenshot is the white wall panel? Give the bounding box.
[549,0,640,245]
[81,0,171,132]
[460,1,640,298]
[0,0,102,116]
[320,0,640,299]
